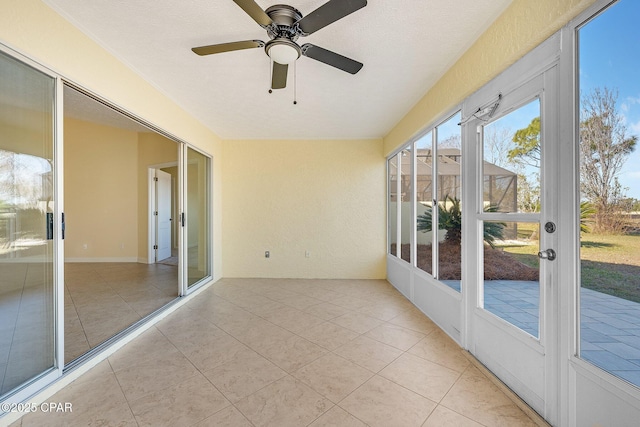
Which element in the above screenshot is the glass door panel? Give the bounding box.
[482,221,541,337]
[0,51,56,397]
[186,147,210,287]
[480,99,542,337]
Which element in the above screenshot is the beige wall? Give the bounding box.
[383,0,597,155]
[64,118,138,260]
[1,0,223,279]
[222,139,386,279]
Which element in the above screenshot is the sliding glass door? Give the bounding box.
[0,50,58,399]
[185,147,211,288]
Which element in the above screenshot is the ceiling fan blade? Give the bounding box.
[296,0,367,35]
[301,44,363,74]
[271,62,288,89]
[192,40,264,56]
[232,0,273,27]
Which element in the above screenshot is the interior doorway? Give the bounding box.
[149,165,178,265]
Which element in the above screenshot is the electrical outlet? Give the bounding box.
[82,244,88,250]
[265,251,270,258]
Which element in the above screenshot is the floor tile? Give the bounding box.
[379,353,461,402]
[192,406,254,427]
[408,329,470,373]
[440,365,537,427]
[334,335,403,373]
[258,334,327,372]
[330,312,383,334]
[308,405,368,427]
[339,375,436,427]
[129,373,229,426]
[235,376,332,427]
[422,405,484,427]
[21,371,136,427]
[202,349,287,402]
[293,353,373,403]
[297,321,360,351]
[113,351,200,402]
[365,323,426,351]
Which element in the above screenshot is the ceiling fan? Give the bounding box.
[192,0,367,90]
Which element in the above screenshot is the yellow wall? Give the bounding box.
[64,118,138,259]
[0,0,223,279]
[383,0,597,155]
[222,139,386,279]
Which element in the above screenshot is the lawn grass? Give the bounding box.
[498,231,640,303]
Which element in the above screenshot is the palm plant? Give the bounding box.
[417,196,505,248]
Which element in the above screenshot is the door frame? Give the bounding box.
[461,33,561,423]
[147,162,177,264]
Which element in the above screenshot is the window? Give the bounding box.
[578,0,640,388]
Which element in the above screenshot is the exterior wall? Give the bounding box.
[383,0,597,156]
[0,0,223,279]
[222,138,386,279]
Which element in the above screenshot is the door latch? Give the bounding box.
[538,249,556,261]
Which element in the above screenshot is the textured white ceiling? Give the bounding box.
[44,0,512,140]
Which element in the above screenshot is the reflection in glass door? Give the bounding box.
[0,51,56,398]
[185,147,211,287]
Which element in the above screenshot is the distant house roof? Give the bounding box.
[390,148,516,176]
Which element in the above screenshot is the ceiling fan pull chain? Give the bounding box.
[293,60,297,105]
[268,57,273,94]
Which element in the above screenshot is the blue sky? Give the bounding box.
[580,0,640,199]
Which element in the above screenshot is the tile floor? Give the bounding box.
[13,278,540,427]
[64,262,179,363]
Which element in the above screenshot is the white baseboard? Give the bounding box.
[64,257,139,263]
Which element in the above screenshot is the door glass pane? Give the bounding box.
[483,99,540,214]
[415,132,433,274]
[436,112,462,290]
[388,155,398,257]
[63,86,179,364]
[0,51,55,396]
[578,0,640,387]
[482,221,540,338]
[186,147,210,287]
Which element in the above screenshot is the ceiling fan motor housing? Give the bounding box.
[265,4,303,41]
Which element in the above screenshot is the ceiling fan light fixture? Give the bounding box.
[266,39,301,65]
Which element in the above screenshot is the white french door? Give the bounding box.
[463,36,560,423]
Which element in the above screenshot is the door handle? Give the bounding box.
[538,249,556,261]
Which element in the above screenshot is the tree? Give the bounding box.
[580,87,637,232]
[417,196,505,248]
[508,116,540,169]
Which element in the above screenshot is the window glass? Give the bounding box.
[436,112,462,290]
[578,0,640,388]
[415,132,433,274]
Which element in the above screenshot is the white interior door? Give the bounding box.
[463,43,559,421]
[156,169,172,261]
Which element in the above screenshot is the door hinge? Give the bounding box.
[154,177,158,182]
[154,211,158,216]
[181,212,185,227]
[153,245,158,250]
